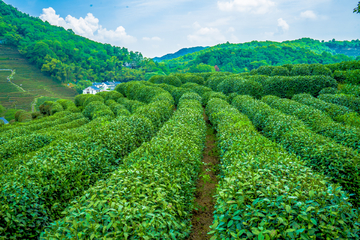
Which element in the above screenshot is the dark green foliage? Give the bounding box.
[339,84,360,97]
[116,97,145,113]
[179,74,205,85]
[41,97,205,239]
[39,101,64,116]
[233,95,360,205]
[149,75,182,87]
[319,94,360,113]
[74,94,92,107]
[95,91,123,102]
[202,91,229,105]
[333,69,360,84]
[319,87,338,95]
[217,76,263,98]
[311,64,332,76]
[262,95,360,151]
[31,111,43,120]
[256,65,273,75]
[262,75,337,98]
[270,66,289,76]
[14,109,25,122]
[82,101,114,120]
[206,98,359,240]
[290,64,311,76]
[17,110,32,122]
[82,94,104,108]
[56,99,76,110]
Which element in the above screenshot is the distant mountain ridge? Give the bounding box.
[153,46,209,62]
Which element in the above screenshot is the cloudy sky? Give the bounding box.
[3,0,360,58]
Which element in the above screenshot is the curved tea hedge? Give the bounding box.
[319,94,360,113]
[262,95,360,151]
[41,95,206,239]
[261,75,337,98]
[232,95,360,205]
[206,98,359,239]
[292,93,360,128]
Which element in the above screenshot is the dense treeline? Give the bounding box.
[161,38,354,73]
[0,0,166,91]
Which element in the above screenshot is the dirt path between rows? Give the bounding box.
[187,113,220,240]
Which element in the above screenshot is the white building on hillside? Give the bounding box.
[82,81,121,94]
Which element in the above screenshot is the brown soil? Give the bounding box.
[187,113,220,240]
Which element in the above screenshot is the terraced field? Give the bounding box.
[0,45,77,111]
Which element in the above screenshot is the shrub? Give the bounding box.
[319,94,360,113]
[338,84,360,97]
[82,101,114,120]
[256,65,273,75]
[56,99,76,110]
[202,91,229,105]
[206,98,359,240]
[95,91,123,101]
[39,101,64,116]
[318,87,337,95]
[117,98,146,113]
[41,97,205,239]
[290,64,311,76]
[217,76,263,98]
[262,95,360,151]
[262,75,337,98]
[233,95,360,205]
[178,92,202,103]
[270,66,289,76]
[14,110,26,122]
[311,64,332,76]
[74,94,92,107]
[180,74,205,85]
[82,94,104,108]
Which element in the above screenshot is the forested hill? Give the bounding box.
[0,0,162,90]
[161,38,355,73]
[153,46,209,62]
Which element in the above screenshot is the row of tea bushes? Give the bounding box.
[232,95,360,205]
[0,97,174,239]
[249,64,333,77]
[41,94,206,239]
[319,94,360,113]
[0,110,72,133]
[0,111,83,145]
[292,93,360,128]
[206,98,359,239]
[262,95,360,151]
[338,84,360,97]
[115,81,174,105]
[0,116,89,160]
[333,69,360,84]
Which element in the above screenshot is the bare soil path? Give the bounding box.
[187,113,220,240]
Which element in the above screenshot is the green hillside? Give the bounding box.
[161,38,353,73]
[0,45,77,111]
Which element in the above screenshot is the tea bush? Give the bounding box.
[41,97,206,239]
[206,98,359,239]
[262,95,360,151]
[319,94,360,113]
[233,95,360,205]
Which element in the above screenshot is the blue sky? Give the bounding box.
[3,0,360,58]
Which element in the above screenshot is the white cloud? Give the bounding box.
[217,0,275,14]
[277,18,289,32]
[187,22,226,44]
[300,10,317,20]
[39,7,136,45]
[143,36,162,41]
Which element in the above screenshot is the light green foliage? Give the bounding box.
[319,94,360,113]
[233,95,360,205]
[82,101,114,120]
[41,98,205,239]
[217,75,263,98]
[262,95,360,151]
[179,92,202,103]
[206,98,359,239]
[82,94,104,108]
[293,93,360,128]
[117,97,145,113]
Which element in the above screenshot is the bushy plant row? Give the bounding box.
[115,81,174,105]
[39,101,64,116]
[260,75,337,98]
[82,101,115,120]
[40,95,206,239]
[206,97,359,239]
[0,111,82,145]
[0,116,89,161]
[0,96,174,238]
[338,84,360,97]
[319,94,360,113]
[292,93,360,128]
[250,64,333,77]
[262,95,360,151]
[0,110,72,133]
[232,95,360,205]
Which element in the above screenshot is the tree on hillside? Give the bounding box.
[354,2,360,13]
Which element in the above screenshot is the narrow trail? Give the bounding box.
[31,96,40,112]
[187,113,220,240]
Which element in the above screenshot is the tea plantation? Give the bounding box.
[1,67,360,239]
